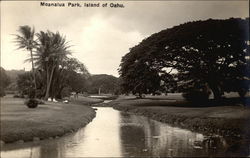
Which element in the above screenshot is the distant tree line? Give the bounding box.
[119,18,249,100]
[85,74,119,95]
[0,67,11,97]
[6,70,119,98]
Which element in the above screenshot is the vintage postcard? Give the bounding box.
[1,0,249,157]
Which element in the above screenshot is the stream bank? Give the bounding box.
[1,95,96,144]
[111,98,250,140]
[3,107,248,157]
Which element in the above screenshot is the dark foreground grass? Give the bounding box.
[0,95,96,143]
[112,97,250,139]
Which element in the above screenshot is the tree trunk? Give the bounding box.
[138,92,143,99]
[57,86,65,99]
[238,89,247,98]
[209,83,222,100]
[30,50,37,97]
[98,87,101,95]
[44,65,56,100]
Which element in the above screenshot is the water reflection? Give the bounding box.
[1,107,249,157]
[120,113,207,157]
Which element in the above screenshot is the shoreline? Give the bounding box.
[111,98,250,140]
[1,95,97,144]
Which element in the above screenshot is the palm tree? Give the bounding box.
[35,31,71,100]
[14,26,37,96]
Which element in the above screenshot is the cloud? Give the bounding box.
[1,1,249,76]
[70,15,143,76]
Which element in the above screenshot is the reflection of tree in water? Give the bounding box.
[193,135,250,157]
[39,141,61,158]
[119,112,239,157]
[119,113,148,157]
[39,129,87,158]
[119,113,201,157]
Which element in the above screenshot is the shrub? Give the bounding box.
[182,89,210,103]
[60,87,72,98]
[25,99,39,108]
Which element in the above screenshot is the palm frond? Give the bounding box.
[13,25,36,51]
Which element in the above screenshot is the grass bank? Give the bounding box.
[69,95,104,105]
[0,95,96,144]
[112,96,250,139]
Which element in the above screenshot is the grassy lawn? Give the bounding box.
[69,95,104,105]
[0,95,97,143]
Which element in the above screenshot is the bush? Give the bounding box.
[182,89,210,103]
[60,87,72,98]
[25,99,39,108]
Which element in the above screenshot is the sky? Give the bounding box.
[1,1,249,77]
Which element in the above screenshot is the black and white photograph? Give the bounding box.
[0,0,249,157]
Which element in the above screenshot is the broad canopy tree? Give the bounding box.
[52,57,89,98]
[119,18,249,99]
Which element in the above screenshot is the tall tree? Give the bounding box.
[52,57,89,98]
[14,26,37,95]
[35,31,71,100]
[119,18,249,99]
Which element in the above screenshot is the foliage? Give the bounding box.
[119,55,161,97]
[119,18,249,99]
[17,60,89,99]
[0,67,11,97]
[0,87,6,97]
[60,87,72,98]
[0,67,11,89]
[34,31,72,100]
[25,98,39,108]
[86,74,119,94]
[5,69,25,82]
[16,72,33,96]
[48,57,89,99]
[14,26,91,100]
[14,26,37,96]
[4,69,25,92]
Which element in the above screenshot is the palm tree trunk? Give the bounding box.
[45,66,49,99]
[30,50,37,97]
[44,65,56,100]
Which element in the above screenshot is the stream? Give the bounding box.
[1,107,249,157]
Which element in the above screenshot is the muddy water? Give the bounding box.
[1,107,249,157]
